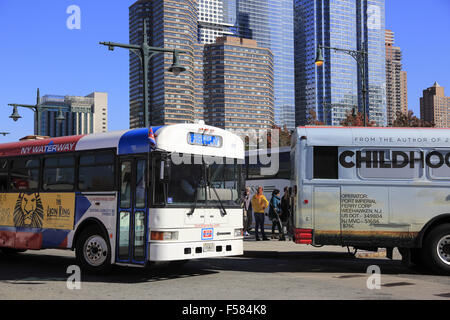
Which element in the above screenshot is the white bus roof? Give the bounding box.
[295,126,450,148]
[156,123,245,159]
[0,124,244,159]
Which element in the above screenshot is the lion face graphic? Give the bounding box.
[13,193,44,228]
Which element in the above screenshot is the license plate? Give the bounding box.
[203,242,215,252]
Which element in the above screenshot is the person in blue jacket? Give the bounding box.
[269,189,284,240]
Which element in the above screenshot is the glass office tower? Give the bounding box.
[294,0,387,127]
[236,0,295,130]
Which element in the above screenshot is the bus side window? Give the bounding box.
[0,159,7,192]
[10,158,40,191]
[78,151,115,191]
[313,147,338,179]
[43,156,75,191]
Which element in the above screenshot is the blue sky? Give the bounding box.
[0,0,449,142]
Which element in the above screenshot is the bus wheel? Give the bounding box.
[421,224,450,275]
[76,226,112,274]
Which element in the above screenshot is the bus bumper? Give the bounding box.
[148,239,243,262]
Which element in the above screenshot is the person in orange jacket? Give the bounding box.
[251,186,269,241]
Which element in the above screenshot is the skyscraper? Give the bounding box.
[385,29,408,126]
[198,0,236,44]
[420,82,450,128]
[129,0,198,127]
[129,0,275,131]
[39,92,108,137]
[235,0,295,130]
[203,36,274,131]
[294,0,387,127]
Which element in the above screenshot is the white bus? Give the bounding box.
[0,123,244,273]
[291,126,450,274]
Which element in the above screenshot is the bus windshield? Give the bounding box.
[152,153,243,207]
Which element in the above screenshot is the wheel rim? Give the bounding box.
[436,235,450,266]
[83,235,108,267]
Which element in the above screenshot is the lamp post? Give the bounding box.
[100,19,186,128]
[315,44,368,127]
[8,88,67,136]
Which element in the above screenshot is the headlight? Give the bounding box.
[151,231,179,241]
[234,228,243,237]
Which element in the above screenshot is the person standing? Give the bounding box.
[251,186,269,241]
[269,189,284,240]
[241,187,253,236]
[280,187,291,240]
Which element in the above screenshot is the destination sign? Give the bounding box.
[188,133,222,148]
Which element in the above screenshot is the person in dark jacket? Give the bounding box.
[241,187,253,236]
[280,187,291,240]
[269,189,284,240]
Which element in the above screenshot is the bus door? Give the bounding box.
[117,157,149,265]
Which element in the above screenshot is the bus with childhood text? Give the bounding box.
[0,123,245,273]
[291,126,450,274]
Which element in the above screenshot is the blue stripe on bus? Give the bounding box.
[75,195,92,226]
[118,126,163,155]
[41,229,71,248]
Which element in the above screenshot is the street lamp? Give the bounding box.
[315,44,368,127]
[168,50,186,76]
[100,19,186,128]
[9,106,22,122]
[7,88,67,135]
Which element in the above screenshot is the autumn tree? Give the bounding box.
[268,125,292,148]
[340,109,375,127]
[392,110,434,128]
[307,109,325,126]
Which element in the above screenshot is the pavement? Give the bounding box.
[242,233,400,260]
[1,234,448,300]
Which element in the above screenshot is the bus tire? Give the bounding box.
[421,224,450,275]
[75,226,112,274]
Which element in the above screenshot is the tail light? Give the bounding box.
[294,229,313,244]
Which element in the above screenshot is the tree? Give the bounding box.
[393,110,434,128]
[340,110,375,127]
[307,109,325,126]
[269,124,292,148]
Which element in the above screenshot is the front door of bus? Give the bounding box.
[117,157,148,265]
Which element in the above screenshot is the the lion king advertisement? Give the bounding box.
[0,193,75,230]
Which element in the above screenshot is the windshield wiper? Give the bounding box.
[210,184,227,216]
[187,186,199,216]
[187,178,205,216]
